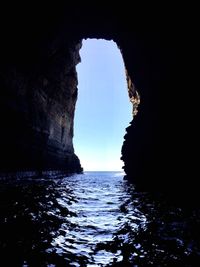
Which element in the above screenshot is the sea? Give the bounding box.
[0,171,200,266]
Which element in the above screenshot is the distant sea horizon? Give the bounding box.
[83,170,125,173]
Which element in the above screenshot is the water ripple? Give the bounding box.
[0,171,200,266]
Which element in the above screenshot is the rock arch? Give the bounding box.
[0,4,197,199]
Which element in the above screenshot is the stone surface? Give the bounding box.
[0,4,198,198]
[0,35,83,173]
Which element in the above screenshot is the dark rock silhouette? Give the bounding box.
[0,4,198,201]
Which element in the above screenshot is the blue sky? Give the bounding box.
[74,39,132,171]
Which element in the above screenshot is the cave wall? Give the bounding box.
[0,31,82,172]
[0,4,198,196]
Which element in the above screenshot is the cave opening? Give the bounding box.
[74,39,132,171]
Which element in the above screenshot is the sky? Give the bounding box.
[74,39,132,171]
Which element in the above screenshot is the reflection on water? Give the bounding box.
[0,171,200,266]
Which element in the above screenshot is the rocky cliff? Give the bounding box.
[0,34,82,173]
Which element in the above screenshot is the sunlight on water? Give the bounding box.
[46,172,147,265]
[0,171,200,266]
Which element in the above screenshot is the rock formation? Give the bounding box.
[0,4,198,199]
[0,23,83,173]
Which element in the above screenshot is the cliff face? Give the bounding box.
[0,38,82,172]
[0,4,198,197]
